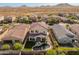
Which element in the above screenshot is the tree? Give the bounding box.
[2,44,10,50]
[47,17,59,25]
[37,16,42,22]
[13,43,22,50]
[15,16,32,24]
[37,16,41,19]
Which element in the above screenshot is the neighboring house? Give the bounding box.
[59,16,69,22]
[51,24,77,46]
[0,16,4,23]
[4,16,16,23]
[70,24,79,41]
[29,15,38,22]
[41,15,49,22]
[0,16,16,23]
[2,24,30,43]
[4,16,13,23]
[27,22,49,42]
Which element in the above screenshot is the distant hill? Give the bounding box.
[38,3,75,8]
[54,3,74,7]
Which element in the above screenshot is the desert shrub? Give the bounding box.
[13,43,22,50]
[2,44,10,50]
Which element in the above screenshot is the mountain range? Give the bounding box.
[38,3,78,8]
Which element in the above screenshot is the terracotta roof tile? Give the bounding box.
[2,24,30,42]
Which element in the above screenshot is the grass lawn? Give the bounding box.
[57,47,77,51]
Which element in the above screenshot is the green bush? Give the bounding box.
[13,43,22,50]
[47,49,57,55]
[15,16,32,24]
[47,18,59,25]
[2,44,10,50]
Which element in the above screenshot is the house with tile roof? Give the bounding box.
[70,24,79,42]
[2,24,30,44]
[0,16,4,23]
[27,22,49,42]
[4,16,16,23]
[51,24,77,46]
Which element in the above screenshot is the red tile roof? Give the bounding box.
[30,22,49,31]
[70,24,79,37]
[2,24,30,42]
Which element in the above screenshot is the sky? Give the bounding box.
[0,3,56,7]
[0,3,78,7]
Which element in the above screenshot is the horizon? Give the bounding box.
[0,3,79,7]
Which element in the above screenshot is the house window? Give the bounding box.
[35,30,39,33]
[30,30,34,33]
[30,37,35,41]
[43,31,47,35]
[42,37,46,42]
